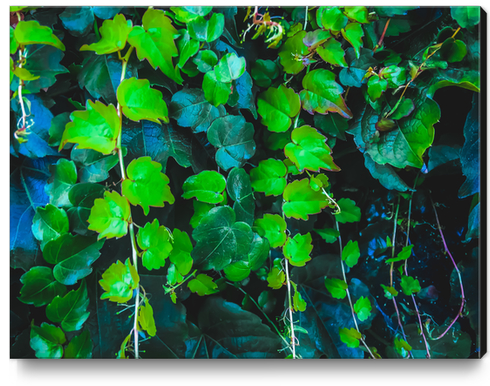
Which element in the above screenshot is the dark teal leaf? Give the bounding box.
[59,7,95,37]
[364,153,414,192]
[251,59,280,88]
[48,112,71,148]
[71,146,121,183]
[226,167,254,226]
[67,183,105,236]
[314,113,349,140]
[231,71,257,119]
[45,159,77,207]
[459,96,479,198]
[466,202,479,241]
[339,48,378,88]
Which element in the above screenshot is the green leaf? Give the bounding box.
[251,59,280,88]
[267,267,285,289]
[193,49,218,73]
[247,233,270,271]
[343,6,369,23]
[171,6,213,23]
[117,78,169,124]
[300,69,352,118]
[188,274,219,295]
[400,275,421,296]
[79,14,132,55]
[99,258,140,303]
[380,284,398,299]
[353,296,372,321]
[317,38,348,67]
[214,52,246,83]
[139,299,157,337]
[71,147,121,183]
[19,266,67,307]
[190,201,215,228]
[45,159,77,208]
[31,204,69,249]
[14,20,65,51]
[43,234,104,285]
[292,282,307,312]
[367,76,388,101]
[176,29,200,69]
[192,206,253,271]
[188,13,224,42]
[257,85,301,133]
[10,26,18,54]
[224,261,250,282]
[317,7,348,32]
[169,229,193,275]
[303,29,332,49]
[182,170,227,204]
[339,327,361,348]
[60,100,121,155]
[48,112,71,147]
[250,159,288,196]
[342,240,360,268]
[207,115,256,171]
[451,6,480,28]
[254,214,288,248]
[390,98,415,120]
[314,113,349,140]
[363,153,414,192]
[283,179,329,220]
[203,71,232,107]
[315,228,340,243]
[278,30,308,74]
[386,245,414,264]
[87,191,130,239]
[440,39,467,63]
[64,330,93,358]
[128,9,182,84]
[394,337,412,357]
[227,168,254,226]
[122,157,175,216]
[66,183,105,236]
[335,198,361,223]
[30,322,66,359]
[342,23,364,59]
[379,65,406,88]
[284,233,313,267]
[285,125,340,172]
[136,219,173,271]
[46,280,90,332]
[324,277,348,299]
[13,67,40,81]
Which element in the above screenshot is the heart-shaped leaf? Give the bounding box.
[257,85,301,133]
[283,179,329,220]
[182,170,226,204]
[136,219,173,271]
[45,159,77,207]
[99,258,140,303]
[250,159,288,196]
[188,13,224,42]
[31,204,69,250]
[87,191,130,239]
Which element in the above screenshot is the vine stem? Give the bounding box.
[429,197,466,340]
[284,258,296,359]
[373,18,391,53]
[335,220,376,359]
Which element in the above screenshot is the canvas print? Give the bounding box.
[10,5,484,359]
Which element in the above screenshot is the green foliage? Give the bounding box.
[385,245,414,264]
[394,337,412,358]
[188,13,224,42]
[335,198,361,224]
[342,240,360,268]
[45,159,77,207]
[138,299,157,337]
[254,214,287,248]
[182,170,227,203]
[339,327,362,348]
[353,296,372,321]
[14,20,65,51]
[324,277,348,299]
[267,267,285,289]
[283,233,313,267]
[19,266,67,307]
[188,273,219,295]
[136,219,173,271]
[30,322,66,358]
[64,330,93,358]
[46,281,90,331]
[32,204,69,249]
[451,6,480,28]
[257,85,300,133]
[87,191,130,239]
[400,275,421,296]
[250,159,288,196]
[80,14,132,55]
[99,258,140,303]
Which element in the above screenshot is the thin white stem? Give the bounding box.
[284,259,296,359]
[304,7,308,30]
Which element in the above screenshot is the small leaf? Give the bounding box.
[31,204,69,250]
[87,191,130,239]
[317,38,348,67]
[45,159,77,207]
[339,327,361,348]
[136,219,173,271]
[138,299,157,337]
[251,59,280,88]
[188,274,219,296]
[335,198,361,223]
[283,179,329,220]
[367,75,388,101]
[324,277,348,299]
[80,14,132,55]
[385,245,414,264]
[224,261,250,282]
[14,20,65,51]
[176,29,200,69]
[203,71,232,107]
[394,337,412,357]
[193,49,218,73]
[214,52,246,83]
[250,159,288,196]
[169,229,193,275]
[171,6,213,23]
[99,258,140,303]
[13,67,41,81]
[390,98,415,120]
[342,23,364,59]
[267,267,285,289]
[182,170,227,204]
[353,296,372,321]
[315,228,340,243]
[291,282,306,312]
[343,6,369,23]
[64,330,93,358]
[257,85,301,133]
[278,30,308,74]
[30,322,66,359]
[317,7,348,32]
[188,13,224,42]
[19,266,67,307]
[342,240,360,268]
[400,275,421,296]
[380,284,398,299]
[254,214,288,248]
[283,233,313,267]
[122,157,175,215]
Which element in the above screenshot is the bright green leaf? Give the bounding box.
[176,29,200,68]
[99,258,140,303]
[224,261,251,282]
[283,179,329,220]
[250,159,288,196]
[317,7,348,32]
[343,6,369,23]
[169,229,193,275]
[19,266,67,307]
[342,23,364,59]
[45,159,77,207]
[291,282,307,312]
[138,299,157,337]
[278,30,308,74]
[335,198,361,223]
[315,228,340,243]
[380,284,398,299]
[386,245,414,264]
[400,275,421,296]
[214,52,246,83]
[339,327,361,348]
[64,330,93,358]
[136,219,173,271]
[324,277,348,299]
[171,6,213,23]
[80,14,132,54]
[10,26,18,54]
[30,322,66,359]
[188,13,224,42]
[284,233,313,267]
[267,267,285,289]
[342,240,360,268]
[257,85,301,133]
[367,75,388,101]
[353,296,372,321]
[254,214,287,248]
[14,20,65,51]
[203,71,232,107]
[190,200,215,228]
[193,49,218,73]
[317,38,348,67]
[87,190,130,239]
[188,274,219,295]
[394,337,412,357]
[182,170,227,204]
[31,204,69,250]
[13,67,41,81]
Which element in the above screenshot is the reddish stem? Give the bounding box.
[373,19,391,53]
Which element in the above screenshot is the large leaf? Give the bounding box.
[363,153,414,192]
[451,6,480,28]
[202,71,232,107]
[283,178,329,220]
[87,190,130,239]
[136,219,173,271]
[250,159,288,196]
[192,206,253,271]
[182,170,227,204]
[459,96,479,198]
[227,168,254,226]
[70,147,120,183]
[317,7,348,32]
[80,14,132,55]
[45,159,77,207]
[18,266,66,307]
[23,44,68,93]
[334,198,361,224]
[14,20,65,50]
[317,38,348,67]
[254,214,287,248]
[300,69,352,118]
[30,322,66,359]
[99,258,140,303]
[31,204,69,250]
[207,115,256,171]
[46,280,90,331]
[283,233,313,267]
[59,7,121,37]
[257,85,301,133]
[285,125,340,172]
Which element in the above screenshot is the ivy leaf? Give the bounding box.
[169,88,226,133]
[193,50,218,73]
[136,219,173,271]
[169,229,193,275]
[342,240,360,268]
[451,6,480,28]
[46,280,90,332]
[66,183,105,236]
[367,76,388,101]
[171,6,213,23]
[31,204,69,250]
[117,78,169,124]
[379,65,406,88]
[314,110,349,140]
[267,267,285,289]
[60,100,121,155]
[64,330,93,358]
[99,258,140,303]
[390,98,415,120]
[400,275,421,296]
[317,38,348,67]
[335,198,361,223]
[385,245,414,264]
[254,214,288,248]
[342,23,364,59]
[18,266,67,307]
[224,261,250,282]
[227,168,254,226]
[232,71,258,119]
[13,67,40,81]
[303,29,332,49]
[278,30,308,74]
[192,206,253,271]
[128,8,182,84]
[176,29,200,69]
[87,191,130,240]
[380,284,398,299]
[285,125,340,172]
[42,234,104,285]
[188,13,225,42]
[139,299,157,337]
[317,7,348,32]
[353,296,372,321]
[292,282,307,312]
[44,159,77,208]
[324,277,348,299]
[251,59,280,88]
[459,97,479,198]
[80,14,132,55]
[250,159,288,196]
[30,322,66,359]
[343,6,369,24]
[247,233,270,271]
[283,233,313,267]
[188,274,219,296]
[339,47,378,88]
[14,20,65,51]
[339,327,361,348]
[59,7,96,37]
[207,115,256,171]
[71,147,120,183]
[394,337,412,358]
[300,69,352,118]
[122,157,175,216]
[283,179,329,220]
[364,153,414,192]
[10,26,18,54]
[203,71,232,107]
[182,170,226,204]
[214,52,246,83]
[48,112,71,148]
[315,228,340,243]
[257,85,301,133]
[190,201,215,228]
